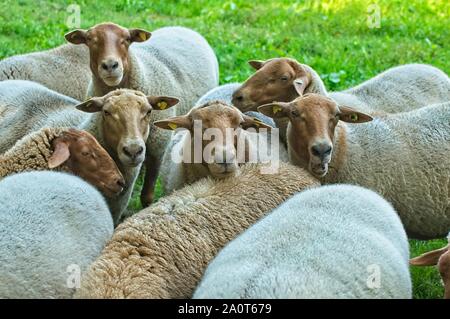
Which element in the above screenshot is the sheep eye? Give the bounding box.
[82,152,90,156]
[281,76,289,81]
[291,110,300,117]
[103,110,111,116]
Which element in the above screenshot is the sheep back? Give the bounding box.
[194,184,411,299]
[0,171,113,298]
[74,162,319,298]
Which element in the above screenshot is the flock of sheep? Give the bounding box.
[0,22,449,299]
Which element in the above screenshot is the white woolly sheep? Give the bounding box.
[0,127,124,198]
[259,94,450,239]
[154,100,288,194]
[65,22,219,206]
[410,233,450,299]
[233,58,450,141]
[74,162,320,298]
[194,184,412,299]
[0,171,113,298]
[0,80,178,224]
[0,44,90,100]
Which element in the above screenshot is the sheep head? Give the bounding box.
[75,89,179,169]
[154,101,273,179]
[258,94,372,177]
[65,22,151,87]
[50,129,125,198]
[232,58,311,112]
[410,242,450,299]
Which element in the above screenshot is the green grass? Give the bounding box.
[0,0,448,299]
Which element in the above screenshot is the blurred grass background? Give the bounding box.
[0,0,448,298]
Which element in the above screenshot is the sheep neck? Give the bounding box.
[90,49,144,97]
[321,123,347,183]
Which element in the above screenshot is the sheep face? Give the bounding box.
[65,23,151,87]
[49,129,125,198]
[258,94,372,177]
[154,101,272,179]
[410,243,450,299]
[75,90,178,169]
[232,58,311,112]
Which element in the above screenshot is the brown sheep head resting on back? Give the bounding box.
[65,22,151,88]
[232,58,312,112]
[50,129,125,198]
[258,94,372,177]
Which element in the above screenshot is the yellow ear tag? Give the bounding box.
[157,101,168,110]
[350,114,358,121]
[168,123,178,130]
[139,32,148,41]
[272,105,282,114]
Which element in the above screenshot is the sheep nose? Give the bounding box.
[311,143,332,159]
[123,145,144,159]
[232,93,244,105]
[101,60,119,72]
[117,177,126,188]
[215,149,236,164]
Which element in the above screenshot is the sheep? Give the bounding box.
[195,82,277,127]
[0,80,179,224]
[154,100,288,194]
[0,127,124,198]
[0,171,114,298]
[194,184,412,299]
[73,162,320,298]
[65,22,219,207]
[232,58,450,141]
[0,44,90,100]
[258,94,450,239]
[410,233,450,299]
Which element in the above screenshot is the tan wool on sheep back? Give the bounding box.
[0,127,66,177]
[75,162,319,298]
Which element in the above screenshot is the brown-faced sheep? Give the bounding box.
[259,94,450,239]
[0,127,124,198]
[232,58,450,141]
[65,22,219,207]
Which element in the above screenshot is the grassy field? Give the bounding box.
[0,0,448,298]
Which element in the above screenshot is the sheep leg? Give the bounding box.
[141,153,160,207]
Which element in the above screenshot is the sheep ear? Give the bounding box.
[293,75,310,96]
[257,102,290,119]
[241,114,273,132]
[76,97,104,113]
[65,29,88,45]
[338,106,373,123]
[48,139,70,169]
[148,96,180,110]
[153,116,192,131]
[410,246,448,266]
[129,29,152,43]
[248,60,265,70]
